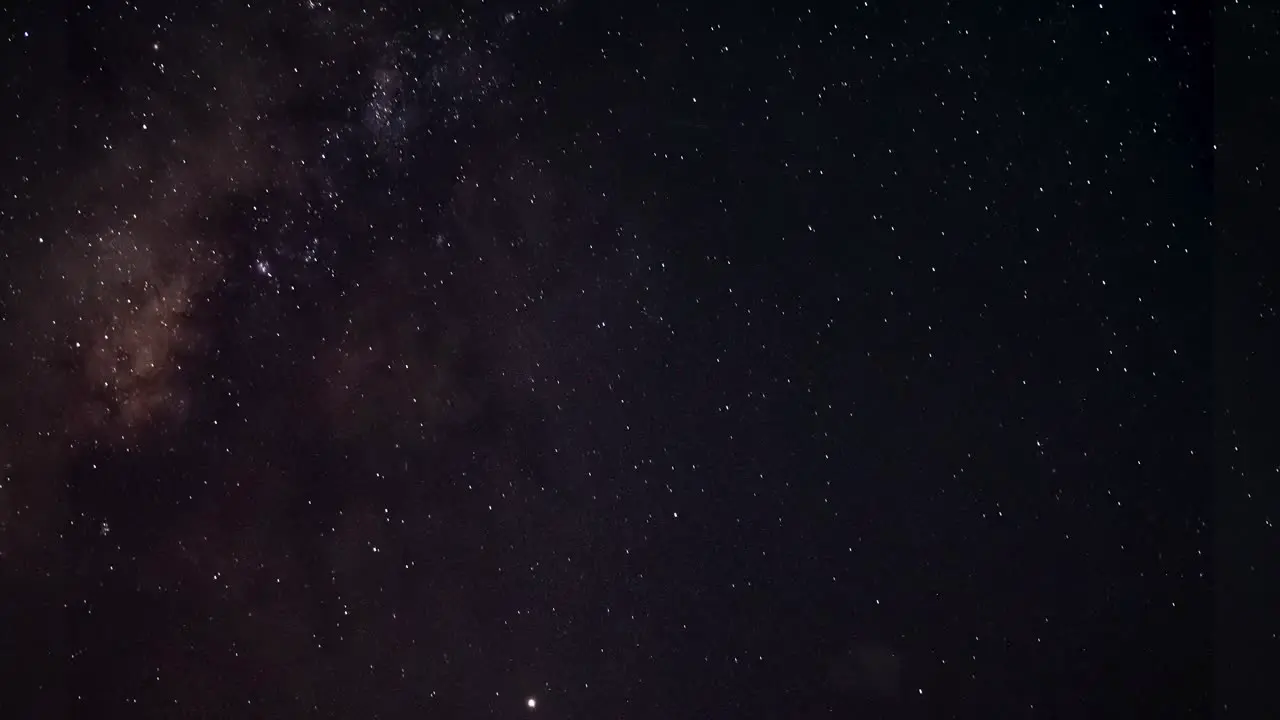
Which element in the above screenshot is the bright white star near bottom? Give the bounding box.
[526,697,537,709]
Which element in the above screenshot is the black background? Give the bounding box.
[0,0,1244,717]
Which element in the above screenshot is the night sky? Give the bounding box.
[0,1,1215,718]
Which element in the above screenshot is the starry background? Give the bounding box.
[0,1,1214,718]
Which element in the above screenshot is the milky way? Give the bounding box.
[1,1,1214,717]
[1,3,656,675]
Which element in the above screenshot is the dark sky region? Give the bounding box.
[0,0,1225,718]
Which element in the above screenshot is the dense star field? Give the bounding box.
[0,1,1212,718]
